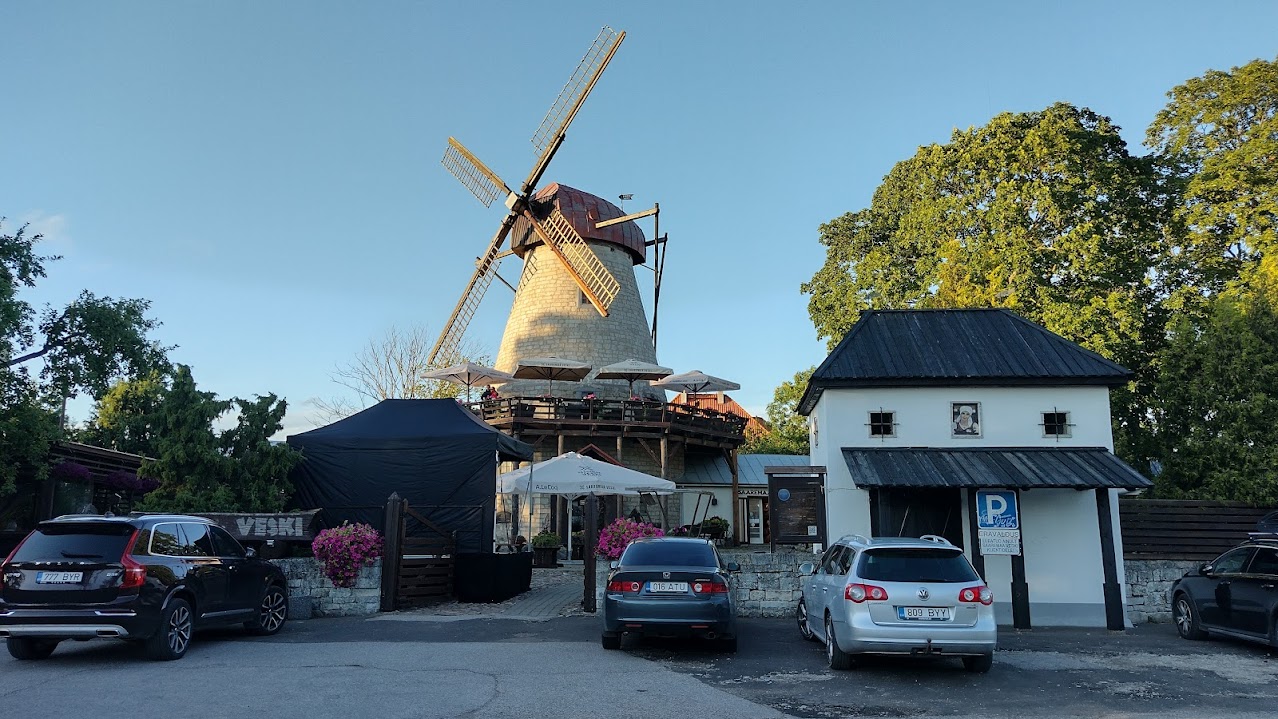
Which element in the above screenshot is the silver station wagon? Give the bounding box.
[797,534,996,672]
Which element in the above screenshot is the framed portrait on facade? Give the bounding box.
[951,402,981,438]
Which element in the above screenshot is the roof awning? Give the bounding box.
[842,447,1153,490]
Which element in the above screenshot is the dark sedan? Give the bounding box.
[602,537,739,652]
[1171,536,1278,648]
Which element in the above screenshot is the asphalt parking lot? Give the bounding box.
[623,618,1278,718]
[6,612,1276,718]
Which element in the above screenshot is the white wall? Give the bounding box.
[808,384,1126,627]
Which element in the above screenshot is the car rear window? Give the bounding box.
[857,548,979,583]
[621,542,718,567]
[9,524,134,563]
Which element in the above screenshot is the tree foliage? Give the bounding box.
[1,219,167,501]
[138,365,300,513]
[1146,55,1278,307]
[78,372,167,456]
[742,368,813,455]
[1147,290,1278,505]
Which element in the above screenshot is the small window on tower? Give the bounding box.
[579,290,591,306]
[1042,411,1071,438]
[868,411,896,438]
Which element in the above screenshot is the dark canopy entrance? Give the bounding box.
[287,399,533,554]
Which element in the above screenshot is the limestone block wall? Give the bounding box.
[494,241,659,400]
[271,558,381,618]
[1124,559,1199,624]
[720,547,810,617]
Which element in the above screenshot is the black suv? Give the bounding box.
[1,514,289,661]
[1171,535,1278,648]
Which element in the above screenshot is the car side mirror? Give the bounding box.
[245,546,258,559]
[1198,562,1212,576]
[725,562,740,572]
[609,560,619,570]
[799,562,815,576]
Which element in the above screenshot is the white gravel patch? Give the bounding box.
[999,650,1278,686]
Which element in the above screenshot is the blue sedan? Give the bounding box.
[602,537,739,652]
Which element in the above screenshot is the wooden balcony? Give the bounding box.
[467,396,747,448]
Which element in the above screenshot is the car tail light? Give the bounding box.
[119,531,146,590]
[3,533,30,566]
[692,581,729,594]
[606,580,641,593]
[958,585,993,605]
[845,583,888,603]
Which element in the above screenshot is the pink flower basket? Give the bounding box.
[596,518,664,560]
[311,522,384,588]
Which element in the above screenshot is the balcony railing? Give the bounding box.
[467,396,748,438]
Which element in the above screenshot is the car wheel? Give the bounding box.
[245,585,289,636]
[1173,594,1206,640]
[824,615,853,670]
[720,635,738,653]
[147,597,193,661]
[6,637,59,660]
[797,598,816,641]
[962,654,994,673]
[601,633,621,650]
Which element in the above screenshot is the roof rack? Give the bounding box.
[1248,531,1278,543]
[920,534,954,546]
[839,534,870,546]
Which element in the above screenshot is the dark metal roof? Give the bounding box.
[799,309,1132,415]
[842,447,1152,490]
[681,453,810,487]
[510,182,647,264]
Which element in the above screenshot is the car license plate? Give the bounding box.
[898,606,950,621]
[35,571,83,584]
[648,581,688,593]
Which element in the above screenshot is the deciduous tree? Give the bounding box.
[742,368,813,455]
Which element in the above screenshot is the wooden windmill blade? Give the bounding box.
[427,216,517,366]
[441,137,514,208]
[523,27,626,193]
[526,207,621,317]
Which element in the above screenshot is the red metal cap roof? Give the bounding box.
[510,182,647,264]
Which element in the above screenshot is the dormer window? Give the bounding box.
[1042,411,1072,438]
[868,410,896,438]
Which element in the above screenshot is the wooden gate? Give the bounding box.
[380,495,457,610]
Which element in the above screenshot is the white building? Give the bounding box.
[798,309,1151,628]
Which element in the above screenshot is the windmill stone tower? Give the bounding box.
[494,183,658,399]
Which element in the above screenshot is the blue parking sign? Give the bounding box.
[976,490,1018,530]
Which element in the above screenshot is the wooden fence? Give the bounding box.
[1119,499,1272,562]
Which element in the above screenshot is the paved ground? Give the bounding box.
[6,567,1277,718]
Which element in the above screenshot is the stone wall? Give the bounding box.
[721,547,810,617]
[271,558,381,619]
[1124,559,1199,624]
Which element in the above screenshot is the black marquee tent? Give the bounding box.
[287,399,533,554]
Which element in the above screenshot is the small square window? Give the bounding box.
[868,411,895,438]
[1042,411,1071,437]
[579,290,592,306]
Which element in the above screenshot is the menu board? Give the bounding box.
[769,479,825,545]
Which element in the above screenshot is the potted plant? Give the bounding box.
[701,516,730,540]
[531,530,561,568]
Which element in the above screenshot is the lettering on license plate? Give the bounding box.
[898,606,950,621]
[36,571,83,584]
[648,581,688,593]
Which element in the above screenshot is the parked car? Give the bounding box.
[1171,535,1278,648]
[602,536,740,652]
[1,513,289,661]
[797,534,996,672]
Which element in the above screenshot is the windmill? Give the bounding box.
[430,26,662,400]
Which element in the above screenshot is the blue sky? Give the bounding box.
[3,1,1276,438]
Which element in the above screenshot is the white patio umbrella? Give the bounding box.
[650,369,741,405]
[512,356,592,397]
[594,359,673,398]
[422,362,513,402]
[498,451,675,559]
